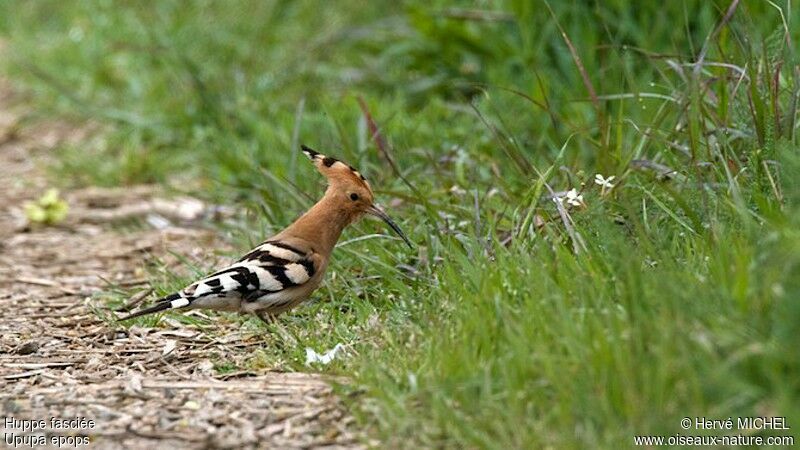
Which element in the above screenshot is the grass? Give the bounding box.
[2,0,799,447]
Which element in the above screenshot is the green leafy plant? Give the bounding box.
[23,188,68,225]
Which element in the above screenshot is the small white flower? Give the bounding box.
[565,188,584,206]
[553,189,584,207]
[594,174,615,189]
[449,185,466,196]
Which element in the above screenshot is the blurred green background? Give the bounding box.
[1,1,798,448]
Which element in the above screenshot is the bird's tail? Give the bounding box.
[116,293,189,321]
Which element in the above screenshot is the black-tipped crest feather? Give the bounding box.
[300,144,320,160]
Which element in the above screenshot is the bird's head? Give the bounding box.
[301,144,412,248]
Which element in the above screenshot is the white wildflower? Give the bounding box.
[594,174,615,189]
[565,188,584,207]
[449,185,466,196]
[594,174,616,196]
[553,188,584,208]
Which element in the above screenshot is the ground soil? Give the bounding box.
[0,80,362,449]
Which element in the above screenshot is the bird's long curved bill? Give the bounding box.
[368,205,413,248]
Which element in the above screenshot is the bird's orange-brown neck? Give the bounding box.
[281,192,358,255]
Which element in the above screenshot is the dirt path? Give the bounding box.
[0,80,362,449]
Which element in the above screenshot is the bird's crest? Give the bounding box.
[301,144,372,193]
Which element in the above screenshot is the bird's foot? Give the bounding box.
[255,311,276,326]
[254,311,299,345]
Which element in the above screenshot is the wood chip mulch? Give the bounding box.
[0,77,364,449]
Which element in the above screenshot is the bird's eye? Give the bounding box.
[350,193,359,201]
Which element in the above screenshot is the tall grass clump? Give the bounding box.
[348,2,800,447]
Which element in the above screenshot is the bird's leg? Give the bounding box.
[254,311,300,344]
[255,311,276,326]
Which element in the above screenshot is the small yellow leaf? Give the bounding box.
[40,188,61,206]
[24,203,47,223]
[24,189,69,225]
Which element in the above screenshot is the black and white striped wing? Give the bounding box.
[118,241,317,320]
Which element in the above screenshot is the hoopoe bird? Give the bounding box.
[118,145,412,324]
